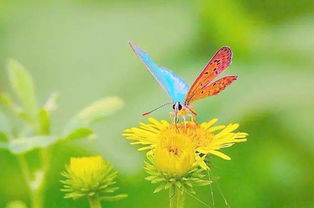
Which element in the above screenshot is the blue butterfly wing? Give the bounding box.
[129,41,189,103]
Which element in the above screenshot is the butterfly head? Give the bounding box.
[172,102,197,116]
[172,102,183,112]
[141,102,197,117]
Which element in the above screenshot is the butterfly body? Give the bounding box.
[129,41,237,121]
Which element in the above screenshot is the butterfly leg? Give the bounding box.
[182,115,187,129]
[174,114,179,125]
[190,114,195,123]
[169,112,174,123]
[169,111,178,125]
[174,110,180,131]
[184,105,197,123]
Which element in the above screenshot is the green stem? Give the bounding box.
[30,184,44,208]
[88,195,102,208]
[169,186,185,208]
[17,154,32,183]
[16,99,52,208]
[17,149,50,208]
[17,154,43,208]
[30,148,50,208]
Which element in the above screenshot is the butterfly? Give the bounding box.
[129,41,237,122]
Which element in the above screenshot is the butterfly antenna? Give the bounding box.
[185,105,198,116]
[142,103,172,116]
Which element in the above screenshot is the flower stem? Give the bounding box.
[17,154,32,183]
[17,149,49,208]
[88,195,102,208]
[169,186,185,208]
[30,184,44,208]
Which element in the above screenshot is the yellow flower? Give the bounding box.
[61,156,118,199]
[123,118,248,169]
[68,156,107,187]
[154,133,195,176]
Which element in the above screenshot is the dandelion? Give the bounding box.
[154,132,195,176]
[124,118,247,169]
[61,156,127,208]
[123,117,248,208]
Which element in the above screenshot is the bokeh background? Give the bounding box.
[0,0,313,207]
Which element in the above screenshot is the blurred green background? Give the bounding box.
[0,0,313,207]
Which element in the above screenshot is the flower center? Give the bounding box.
[154,130,195,176]
[160,122,214,150]
[168,147,180,155]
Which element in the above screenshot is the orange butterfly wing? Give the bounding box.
[185,47,232,104]
[188,76,237,102]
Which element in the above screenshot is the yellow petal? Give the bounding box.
[138,146,153,151]
[200,118,218,129]
[208,125,226,132]
[195,155,209,170]
[207,150,231,160]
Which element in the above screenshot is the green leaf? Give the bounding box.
[103,187,119,193]
[64,97,123,133]
[8,59,38,117]
[100,194,128,201]
[0,93,33,123]
[8,136,58,154]
[0,132,9,142]
[43,92,58,112]
[153,184,166,193]
[0,114,12,136]
[0,92,14,108]
[62,128,94,141]
[145,176,157,181]
[5,200,27,208]
[38,109,50,135]
[77,97,123,124]
[0,93,22,114]
[0,141,8,149]
[165,182,172,190]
